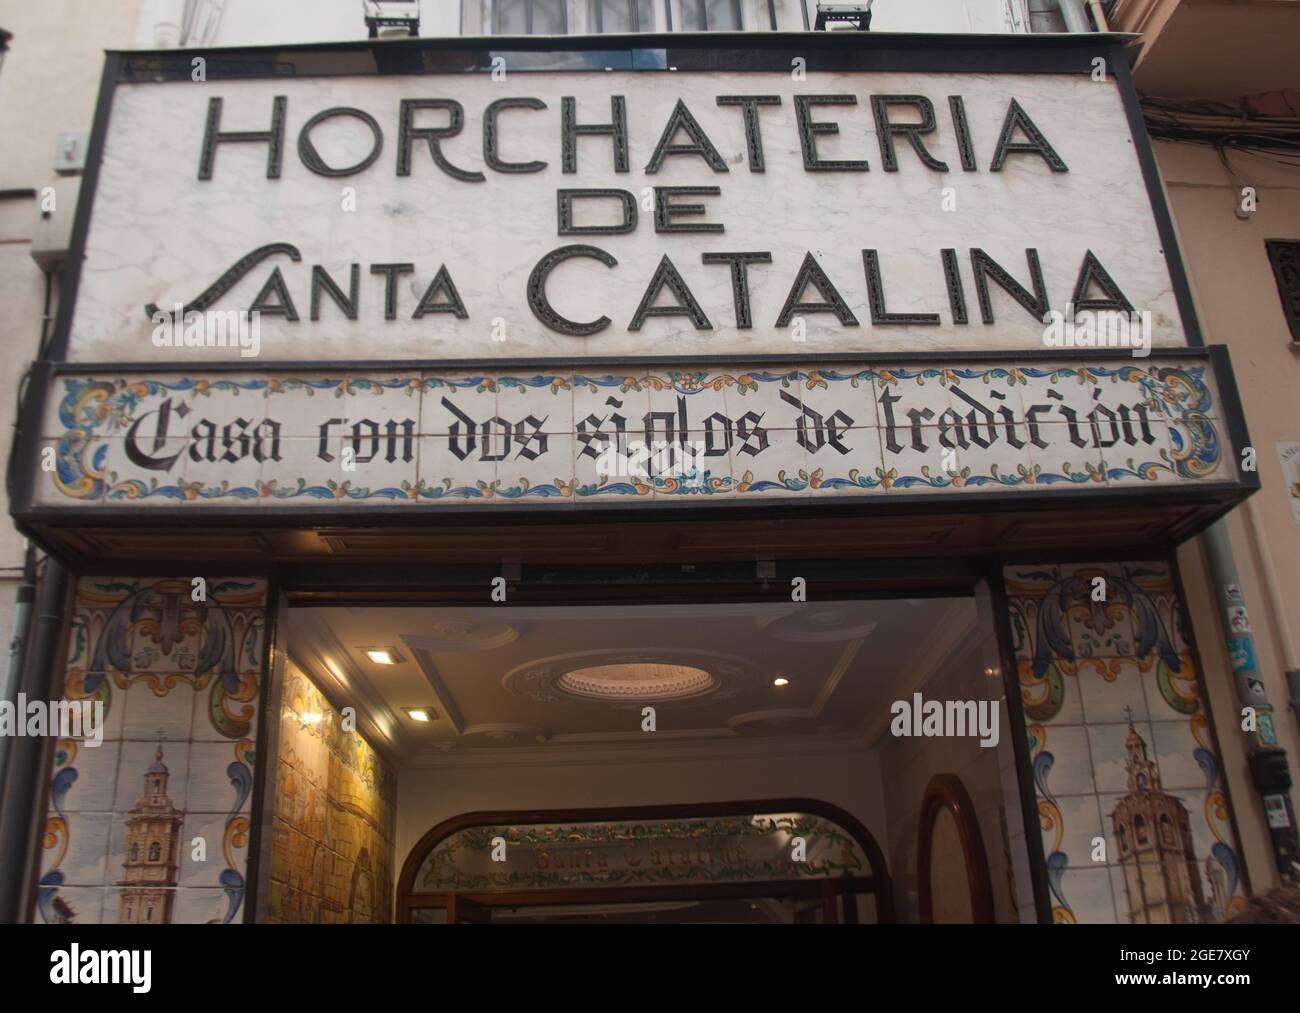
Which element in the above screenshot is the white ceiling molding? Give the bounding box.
[459,722,552,743]
[723,635,867,731]
[408,731,870,769]
[757,609,880,643]
[400,619,522,653]
[406,646,467,735]
[287,609,409,755]
[858,600,984,747]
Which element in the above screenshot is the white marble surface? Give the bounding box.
[67,70,1188,363]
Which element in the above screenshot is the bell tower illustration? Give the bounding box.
[1109,712,1212,924]
[118,737,184,924]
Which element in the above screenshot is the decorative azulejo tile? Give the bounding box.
[797,368,879,431]
[1149,718,1220,792]
[498,431,577,503]
[1026,424,1108,490]
[1039,792,1104,871]
[185,740,256,814]
[1075,658,1149,725]
[876,426,957,494]
[644,432,734,499]
[50,741,121,814]
[719,367,806,428]
[171,887,235,925]
[416,434,499,503]
[121,682,195,743]
[40,361,1231,510]
[42,811,113,888]
[571,372,652,432]
[1053,866,1119,925]
[1034,724,1098,796]
[1057,563,1139,657]
[807,425,885,497]
[103,886,176,924]
[732,428,808,498]
[36,576,267,924]
[115,738,191,814]
[1088,720,1156,794]
[266,374,419,440]
[1003,560,1247,923]
[419,373,497,434]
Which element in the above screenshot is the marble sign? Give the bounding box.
[66,69,1187,363]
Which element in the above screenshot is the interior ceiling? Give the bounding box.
[286,597,986,763]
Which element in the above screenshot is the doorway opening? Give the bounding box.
[266,591,1036,923]
[399,801,890,923]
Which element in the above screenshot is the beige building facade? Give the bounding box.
[1113,0,1300,898]
[0,1,1296,927]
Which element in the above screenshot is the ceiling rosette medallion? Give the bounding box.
[503,649,761,707]
[401,620,521,654]
[758,608,878,643]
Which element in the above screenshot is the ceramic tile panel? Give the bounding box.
[1004,561,1246,924]
[40,812,114,889]
[35,576,267,925]
[265,662,395,923]
[38,359,1233,509]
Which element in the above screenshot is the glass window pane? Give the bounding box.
[705,0,742,30]
[533,0,568,34]
[496,0,528,34]
[682,0,741,30]
[591,0,631,33]
[591,0,653,32]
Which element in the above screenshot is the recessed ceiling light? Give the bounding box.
[773,677,790,687]
[362,647,403,665]
[404,708,432,723]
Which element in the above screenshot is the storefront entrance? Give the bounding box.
[264,587,1028,924]
[23,551,1252,925]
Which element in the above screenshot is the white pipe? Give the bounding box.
[1055,0,1091,33]
[153,0,187,48]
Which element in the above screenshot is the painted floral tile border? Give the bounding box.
[39,360,1228,507]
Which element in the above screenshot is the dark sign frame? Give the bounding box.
[11,32,1256,547]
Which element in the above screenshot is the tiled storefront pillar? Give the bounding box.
[1002,561,1249,924]
[33,576,267,924]
[263,660,396,924]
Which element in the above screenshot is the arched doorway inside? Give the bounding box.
[397,799,893,924]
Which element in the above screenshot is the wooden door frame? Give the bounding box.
[916,773,996,924]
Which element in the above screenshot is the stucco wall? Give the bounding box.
[1157,138,1300,893]
[0,0,145,677]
